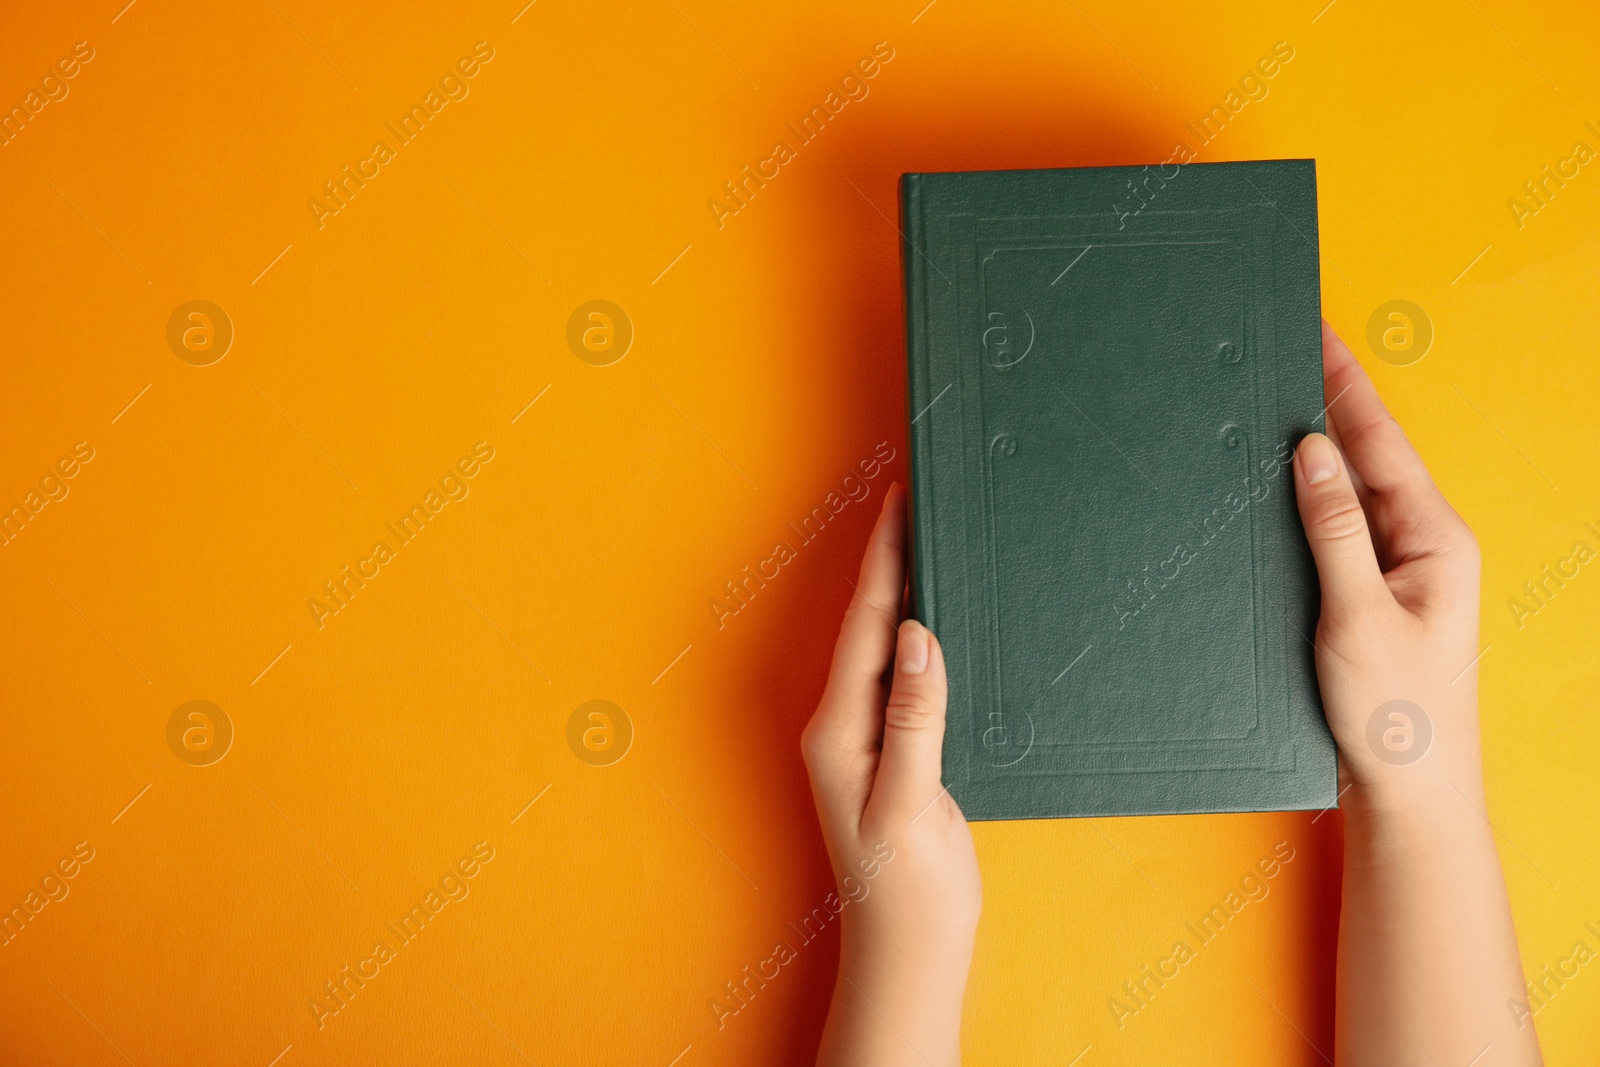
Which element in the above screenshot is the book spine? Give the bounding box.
[900,173,935,629]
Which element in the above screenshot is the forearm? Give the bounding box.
[1336,782,1542,1066]
[816,928,972,1067]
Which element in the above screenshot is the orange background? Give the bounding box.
[2,1,1598,1064]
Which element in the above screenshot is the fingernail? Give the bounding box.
[897,620,929,674]
[1298,433,1339,485]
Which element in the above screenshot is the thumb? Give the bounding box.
[1293,432,1389,620]
[871,620,950,822]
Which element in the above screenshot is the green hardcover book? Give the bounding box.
[901,159,1336,820]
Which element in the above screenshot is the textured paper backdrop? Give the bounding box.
[1,1,1596,1064]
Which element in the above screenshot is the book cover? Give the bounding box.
[901,159,1336,819]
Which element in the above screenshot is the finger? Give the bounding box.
[823,484,908,712]
[1317,321,1369,504]
[1294,432,1391,622]
[1321,321,1462,563]
[801,485,906,832]
[867,620,950,824]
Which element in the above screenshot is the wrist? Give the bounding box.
[838,922,975,999]
[1341,776,1497,870]
[837,920,974,1035]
